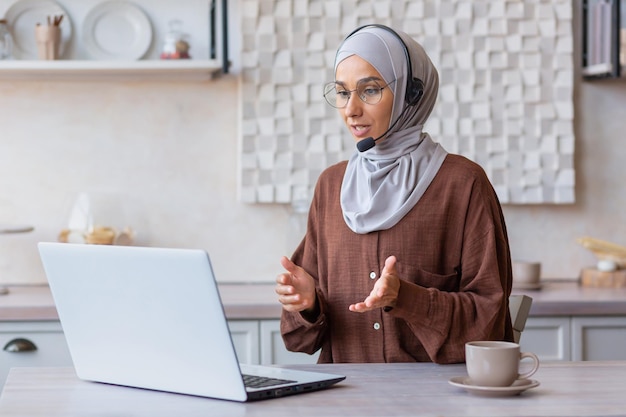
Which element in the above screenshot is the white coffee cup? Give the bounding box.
[465,341,540,387]
[512,261,541,286]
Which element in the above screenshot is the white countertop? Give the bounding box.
[3,282,626,322]
[0,283,280,321]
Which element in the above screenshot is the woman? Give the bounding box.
[275,24,513,364]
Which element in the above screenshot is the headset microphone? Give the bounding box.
[355,104,413,152]
[356,137,377,152]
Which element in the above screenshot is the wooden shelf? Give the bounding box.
[0,60,223,81]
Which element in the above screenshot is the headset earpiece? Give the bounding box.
[405,77,424,106]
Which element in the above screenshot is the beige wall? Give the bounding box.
[0,76,292,284]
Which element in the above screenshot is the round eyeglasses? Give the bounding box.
[323,79,395,109]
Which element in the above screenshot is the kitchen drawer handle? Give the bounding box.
[3,338,38,352]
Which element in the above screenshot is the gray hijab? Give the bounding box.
[337,26,448,234]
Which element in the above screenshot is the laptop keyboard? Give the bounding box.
[242,374,296,389]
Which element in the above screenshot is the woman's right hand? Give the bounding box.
[275,256,317,314]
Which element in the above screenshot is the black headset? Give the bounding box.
[343,24,424,107]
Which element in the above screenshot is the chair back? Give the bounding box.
[509,294,533,343]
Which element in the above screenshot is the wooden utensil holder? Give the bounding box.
[580,267,626,288]
[35,25,61,60]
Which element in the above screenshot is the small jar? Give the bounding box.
[0,19,13,60]
[160,19,191,60]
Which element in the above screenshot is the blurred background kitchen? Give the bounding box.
[1,0,625,286]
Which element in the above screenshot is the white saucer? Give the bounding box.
[448,376,540,397]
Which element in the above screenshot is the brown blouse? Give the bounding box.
[280,154,514,364]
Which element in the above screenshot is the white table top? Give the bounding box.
[1,361,625,416]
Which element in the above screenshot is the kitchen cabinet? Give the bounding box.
[0,321,73,389]
[519,317,572,361]
[571,316,626,360]
[228,319,319,366]
[4,283,626,390]
[227,320,260,365]
[0,318,317,390]
[259,320,320,365]
[521,315,626,361]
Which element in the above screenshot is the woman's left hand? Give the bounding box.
[349,255,400,312]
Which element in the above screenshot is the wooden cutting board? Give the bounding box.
[580,268,626,288]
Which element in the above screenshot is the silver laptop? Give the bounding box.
[37,242,345,402]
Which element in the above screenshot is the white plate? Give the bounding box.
[5,0,72,59]
[82,0,152,60]
[448,376,540,398]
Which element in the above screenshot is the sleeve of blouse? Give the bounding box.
[386,180,513,364]
[280,287,329,355]
[279,184,330,356]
